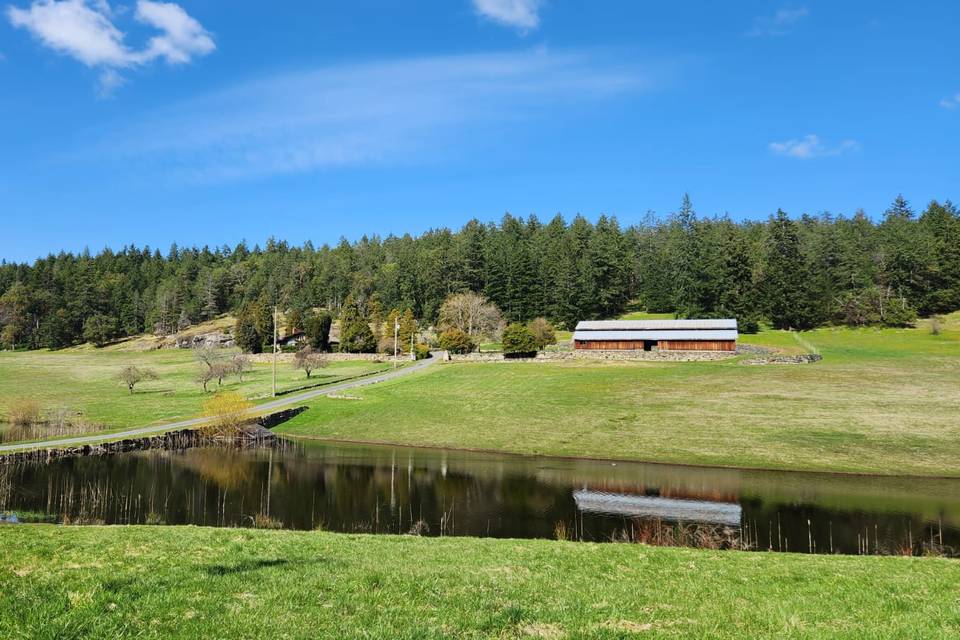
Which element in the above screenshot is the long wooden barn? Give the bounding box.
[573,319,738,352]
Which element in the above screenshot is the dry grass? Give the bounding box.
[5,398,41,427]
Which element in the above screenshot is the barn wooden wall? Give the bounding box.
[575,340,647,350]
[574,340,736,352]
[658,340,736,351]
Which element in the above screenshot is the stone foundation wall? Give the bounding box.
[447,350,736,363]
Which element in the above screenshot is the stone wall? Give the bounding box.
[446,349,736,363]
[246,352,407,364]
[741,353,823,365]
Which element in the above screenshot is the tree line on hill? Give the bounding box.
[1,195,958,350]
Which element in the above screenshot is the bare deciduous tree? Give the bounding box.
[118,365,158,394]
[211,362,231,388]
[194,346,222,371]
[231,354,250,382]
[438,292,503,341]
[197,367,215,393]
[197,363,231,392]
[293,346,327,379]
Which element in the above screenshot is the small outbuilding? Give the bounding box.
[573,319,738,352]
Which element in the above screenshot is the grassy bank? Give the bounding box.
[0,526,956,639]
[0,349,390,442]
[277,322,960,476]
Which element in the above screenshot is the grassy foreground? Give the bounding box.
[0,526,957,639]
[278,321,960,476]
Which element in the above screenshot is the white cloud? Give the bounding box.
[472,0,542,31]
[769,134,859,159]
[939,93,960,109]
[136,0,214,64]
[6,0,214,90]
[7,0,135,67]
[748,6,809,37]
[92,49,650,182]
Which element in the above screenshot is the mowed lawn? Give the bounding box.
[278,322,960,476]
[0,348,390,437]
[0,526,957,639]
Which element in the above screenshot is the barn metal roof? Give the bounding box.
[573,330,738,341]
[575,319,737,331]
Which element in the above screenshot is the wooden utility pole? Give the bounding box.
[272,305,278,397]
[393,316,399,368]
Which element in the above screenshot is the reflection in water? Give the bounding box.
[1,438,957,555]
[574,490,743,527]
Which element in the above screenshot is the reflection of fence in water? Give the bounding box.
[573,489,742,527]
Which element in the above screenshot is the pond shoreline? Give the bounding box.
[0,408,306,465]
[279,433,960,481]
[5,423,958,481]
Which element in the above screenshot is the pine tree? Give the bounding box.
[339,296,376,353]
[879,195,934,309]
[234,305,262,353]
[764,210,817,330]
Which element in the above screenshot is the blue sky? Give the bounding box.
[1,1,958,262]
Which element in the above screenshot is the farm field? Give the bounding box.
[277,318,960,476]
[0,525,956,639]
[0,347,391,443]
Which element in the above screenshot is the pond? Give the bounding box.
[1,439,957,555]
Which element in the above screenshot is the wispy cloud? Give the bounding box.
[748,6,809,37]
[91,49,652,182]
[769,134,859,159]
[472,0,543,31]
[6,0,214,93]
[940,93,960,109]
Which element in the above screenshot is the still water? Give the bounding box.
[2,439,957,555]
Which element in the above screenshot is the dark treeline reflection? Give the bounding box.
[2,440,958,555]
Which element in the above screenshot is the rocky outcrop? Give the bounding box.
[174,331,235,349]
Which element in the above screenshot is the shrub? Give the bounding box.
[738,317,760,334]
[834,286,916,328]
[930,316,943,336]
[7,398,42,427]
[438,329,475,354]
[502,323,538,358]
[527,317,556,350]
[413,343,431,360]
[201,392,253,436]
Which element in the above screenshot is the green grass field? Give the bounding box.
[0,525,956,639]
[276,319,960,476]
[0,348,391,442]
